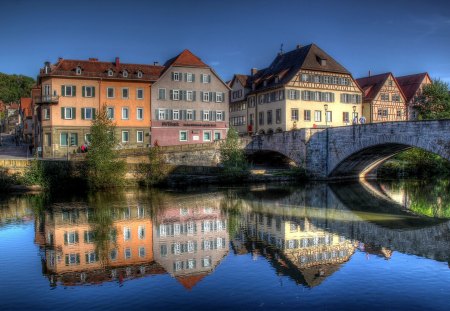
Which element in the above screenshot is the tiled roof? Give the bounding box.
[241,43,352,93]
[356,73,391,102]
[164,49,209,68]
[42,58,164,81]
[356,72,407,103]
[396,72,430,102]
[235,74,250,87]
[176,274,207,290]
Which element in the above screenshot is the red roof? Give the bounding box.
[356,72,406,103]
[42,58,164,81]
[396,73,430,103]
[176,273,207,290]
[164,49,209,68]
[20,97,33,118]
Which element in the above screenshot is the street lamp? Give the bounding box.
[324,104,328,127]
[352,105,357,124]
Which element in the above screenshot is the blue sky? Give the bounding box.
[1,0,450,83]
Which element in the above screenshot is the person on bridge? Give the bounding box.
[352,116,358,125]
[359,116,366,124]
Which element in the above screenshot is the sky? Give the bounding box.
[1,0,450,83]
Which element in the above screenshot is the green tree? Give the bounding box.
[413,79,450,120]
[86,105,126,189]
[219,127,248,179]
[137,146,170,186]
[0,73,35,103]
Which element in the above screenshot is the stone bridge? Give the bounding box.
[245,120,450,179]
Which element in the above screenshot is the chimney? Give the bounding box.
[89,58,98,62]
[44,61,51,74]
[296,44,302,49]
[115,57,120,67]
[153,61,159,66]
[251,68,258,76]
[57,57,63,62]
[368,70,371,77]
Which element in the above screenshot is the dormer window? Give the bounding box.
[275,76,279,83]
[122,70,128,78]
[263,80,268,87]
[76,67,82,75]
[108,69,114,77]
[137,71,143,78]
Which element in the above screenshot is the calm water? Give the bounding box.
[0,180,449,311]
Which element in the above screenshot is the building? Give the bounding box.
[33,57,164,158]
[229,44,363,135]
[35,202,161,286]
[19,97,33,143]
[396,73,432,120]
[153,203,228,289]
[356,73,407,123]
[150,50,230,146]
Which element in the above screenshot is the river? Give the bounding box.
[0,179,449,311]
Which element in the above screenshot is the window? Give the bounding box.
[122,88,129,99]
[122,70,128,78]
[139,247,146,258]
[160,245,168,257]
[65,253,80,266]
[123,227,131,240]
[301,74,309,82]
[187,110,193,120]
[173,110,179,120]
[62,85,76,97]
[172,72,180,81]
[107,87,115,98]
[82,107,95,120]
[86,251,97,263]
[203,110,209,121]
[43,108,50,120]
[186,73,194,82]
[203,131,211,142]
[107,107,114,119]
[110,249,117,261]
[65,231,79,244]
[137,88,144,99]
[82,86,95,98]
[248,96,255,107]
[108,69,114,77]
[137,71,143,78]
[378,108,388,117]
[61,107,75,119]
[288,89,299,100]
[202,92,210,102]
[172,89,180,100]
[158,88,166,100]
[138,226,145,239]
[397,110,403,118]
[214,131,221,140]
[314,110,322,122]
[201,74,211,83]
[125,248,131,259]
[326,111,332,123]
[267,110,273,125]
[343,112,349,123]
[216,111,223,121]
[186,90,193,101]
[137,130,144,143]
[179,131,188,142]
[291,109,299,121]
[137,108,144,120]
[259,111,264,125]
[122,131,129,143]
[122,107,129,120]
[158,109,166,120]
[392,94,401,102]
[388,80,393,86]
[60,132,68,146]
[381,93,389,101]
[304,110,311,121]
[276,109,282,124]
[85,133,91,144]
[76,67,82,75]
[216,92,224,102]
[45,133,51,147]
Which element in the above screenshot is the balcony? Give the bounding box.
[34,95,59,104]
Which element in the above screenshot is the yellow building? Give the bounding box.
[229,44,363,135]
[356,72,407,123]
[396,72,432,120]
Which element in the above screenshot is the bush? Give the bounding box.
[137,146,170,186]
[219,128,249,181]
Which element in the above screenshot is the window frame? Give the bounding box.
[136,88,144,100]
[136,107,144,120]
[121,107,129,120]
[122,131,129,143]
[107,87,115,98]
[179,130,188,142]
[136,130,144,143]
[121,88,129,99]
[203,130,212,142]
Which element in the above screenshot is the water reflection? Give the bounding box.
[11,179,449,289]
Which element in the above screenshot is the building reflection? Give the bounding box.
[231,211,357,287]
[35,198,164,287]
[153,204,228,290]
